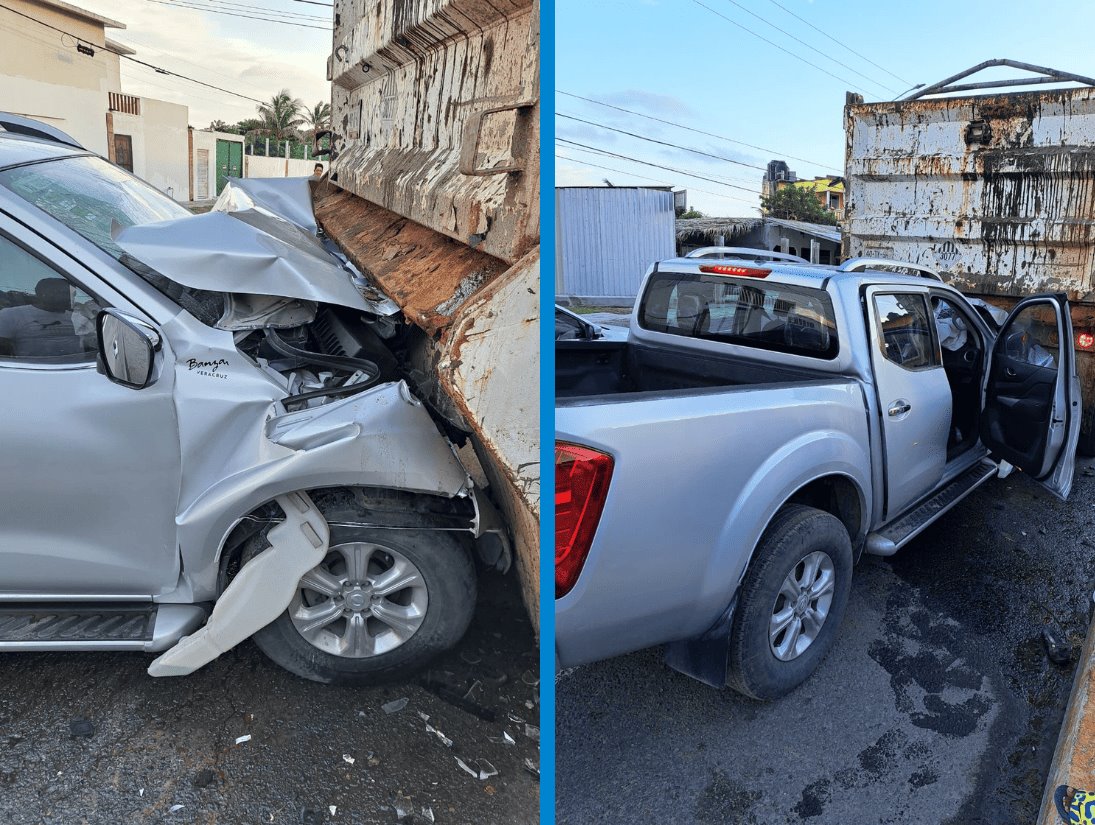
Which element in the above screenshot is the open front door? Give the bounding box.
[981,294,1081,500]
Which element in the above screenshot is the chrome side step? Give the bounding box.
[0,604,207,653]
[866,460,997,557]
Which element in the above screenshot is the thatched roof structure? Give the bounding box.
[676,216,840,244]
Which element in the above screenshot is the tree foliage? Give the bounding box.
[760,186,838,225]
[301,101,332,149]
[255,89,305,142]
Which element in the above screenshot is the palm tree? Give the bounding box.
[208,119,230,132]
[302,101,331,150]
[256,90,304,144]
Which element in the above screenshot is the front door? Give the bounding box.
[981,294,1081,500]
[866,286,953,518]
[0,225,182,596]
[215,139,242,195]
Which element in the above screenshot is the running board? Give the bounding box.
[865,460,997,557]
[0,604,207,653]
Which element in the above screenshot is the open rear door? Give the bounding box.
[981,294,1081,500]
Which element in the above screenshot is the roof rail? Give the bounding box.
[0,113,84,150]
[838,257,943,281]
[685,246,809,264]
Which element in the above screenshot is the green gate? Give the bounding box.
[215,139,243,194]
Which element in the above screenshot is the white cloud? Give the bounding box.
[79,0,332,127]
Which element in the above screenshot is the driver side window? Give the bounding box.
[0,234,101,363]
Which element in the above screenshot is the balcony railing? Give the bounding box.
[108,92,140,116]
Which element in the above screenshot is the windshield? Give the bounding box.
[0,155,191,259]
[0,156,224,324]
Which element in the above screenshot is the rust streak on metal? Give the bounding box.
[311,181,508,335]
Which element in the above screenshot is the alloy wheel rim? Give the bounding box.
[289,541,428,658]
[768,550,836,662]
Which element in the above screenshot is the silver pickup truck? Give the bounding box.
[555,248,1081,699]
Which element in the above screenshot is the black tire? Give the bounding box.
[242,508,476,685]
[726,505,852,701]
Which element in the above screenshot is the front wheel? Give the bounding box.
[726,505,852,700]
[243,519,476,684]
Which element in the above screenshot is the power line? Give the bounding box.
[558,112,768,172]
[558,139,761,188]
[0,1,267,104]
[175,0,330,21]
[556,152,760,207]
[289,0,332,5]
[116,36,277,99]
[688,0,870,94]
[556,138,764,196]
[557,90,842,173]
[763,0,912,87]
[147,0,331,29]
[719,0,897,94]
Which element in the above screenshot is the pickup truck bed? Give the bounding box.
[557,339,832,400]
[555,340,871,667]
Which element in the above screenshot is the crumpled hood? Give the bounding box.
[213,176,318,235]
[113,208,372,312]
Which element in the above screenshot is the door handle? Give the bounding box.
[888,401,912,416]
[1005,366,1017,377]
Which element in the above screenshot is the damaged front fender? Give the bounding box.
[175,376,472,601]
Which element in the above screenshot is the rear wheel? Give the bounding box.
[242,508,476,684]
[726,505,852,700]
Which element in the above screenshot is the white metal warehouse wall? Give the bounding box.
[556,187,676,304]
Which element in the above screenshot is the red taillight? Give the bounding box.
[1078,332,1095,350]
[699,264,771,278]
[555,442,614,599]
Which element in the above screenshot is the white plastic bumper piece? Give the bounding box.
[148,490,330,677]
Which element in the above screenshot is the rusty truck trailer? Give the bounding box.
[318,0,540,623]
[845,64,1095,452]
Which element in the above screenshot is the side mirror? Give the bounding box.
[96,309,160,389]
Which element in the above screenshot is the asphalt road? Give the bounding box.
[0,569,539,825]
[556,463,1095,825]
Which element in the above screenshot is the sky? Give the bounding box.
[78,0,333,128]
[554,0,1095,216]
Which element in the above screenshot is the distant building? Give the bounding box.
[761,159,845,220]
[0,0,189,199]
[761,159,797,199]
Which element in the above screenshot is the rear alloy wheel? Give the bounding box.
[726,505,852,700]
[243,518,476,684]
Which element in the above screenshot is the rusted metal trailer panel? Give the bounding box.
[322,0,540,621]
[844,74,1095,451]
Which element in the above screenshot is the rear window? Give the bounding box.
[638,270,839,359]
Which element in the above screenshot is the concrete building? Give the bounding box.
[0,0,189,199]
[760,159,845,220]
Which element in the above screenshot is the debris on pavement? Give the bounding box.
[234,734,252,745]
[381,697,409,715]
[192,768,216,788]
[342,754,355,765]
[169,804,185,813]
[69,718,94,738]
[454,756,499,780]
[1044,626,1074,666]
[523,759,540,780]
[425,724,453,748]
[524,724,540,742]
